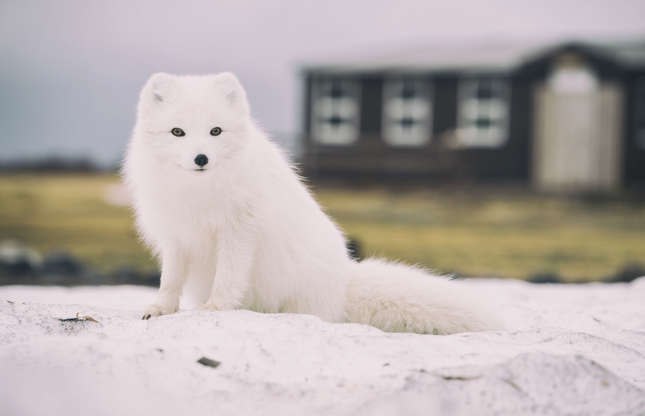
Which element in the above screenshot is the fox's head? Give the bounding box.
[134,72,251,173]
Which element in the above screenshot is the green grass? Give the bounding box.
[0,173,156,273]
[1,173,644,281]
[314,187,645,281]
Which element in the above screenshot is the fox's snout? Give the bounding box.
[194,154,209,167]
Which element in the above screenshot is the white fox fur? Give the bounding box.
[123,72,501,334]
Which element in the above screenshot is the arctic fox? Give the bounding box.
[123,72,500,334]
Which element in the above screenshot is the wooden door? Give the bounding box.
[533,84,623,191]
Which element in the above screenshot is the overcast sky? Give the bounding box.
[1,0,644,165]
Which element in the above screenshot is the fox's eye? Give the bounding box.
[210,127,222,136]
[170,127,185,137]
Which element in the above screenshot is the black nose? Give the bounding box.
[194,154,208,167]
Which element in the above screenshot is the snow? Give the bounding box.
[1,279,644,416]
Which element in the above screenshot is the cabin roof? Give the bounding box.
[302,38,645,74]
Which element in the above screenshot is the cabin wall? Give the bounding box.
[359,76,383,136]
[623,72,645,187]
[303,73,313,147]
[301,45,645,189]
[432,76,458,137]
[452,78,532,181]
[302,73,533,183]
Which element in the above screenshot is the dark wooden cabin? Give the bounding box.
[299,40,645,191]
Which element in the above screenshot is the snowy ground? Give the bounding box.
[1,279,644,416]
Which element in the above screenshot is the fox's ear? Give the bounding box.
[213,72,250,115]
[138,73,177,115]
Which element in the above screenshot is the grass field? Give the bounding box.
[1,173,644,281]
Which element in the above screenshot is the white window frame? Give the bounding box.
[382,78,433,147]
[311,79,361,145]
[456,78,510,148]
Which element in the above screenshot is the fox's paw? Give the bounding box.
[141,302,178,320]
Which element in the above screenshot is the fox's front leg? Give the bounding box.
[203,226,255,311]
[142,248,187,319]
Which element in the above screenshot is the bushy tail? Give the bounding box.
[345,258,503,334]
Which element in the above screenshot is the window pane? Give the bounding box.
[461,99,481,119]
[382,79,432,146]
[312,79,360,145]
[456,78,509,148]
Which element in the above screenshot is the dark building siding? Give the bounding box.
[303,73,452,179]
[624,72,645,187]
[302,73,313,148]
[303,72,532,182]
[359,75,383,137]
[507,79,533,181]
[439,76,532,181]
[430,75,458,138]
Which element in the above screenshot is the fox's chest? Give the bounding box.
[137,176,256,244]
